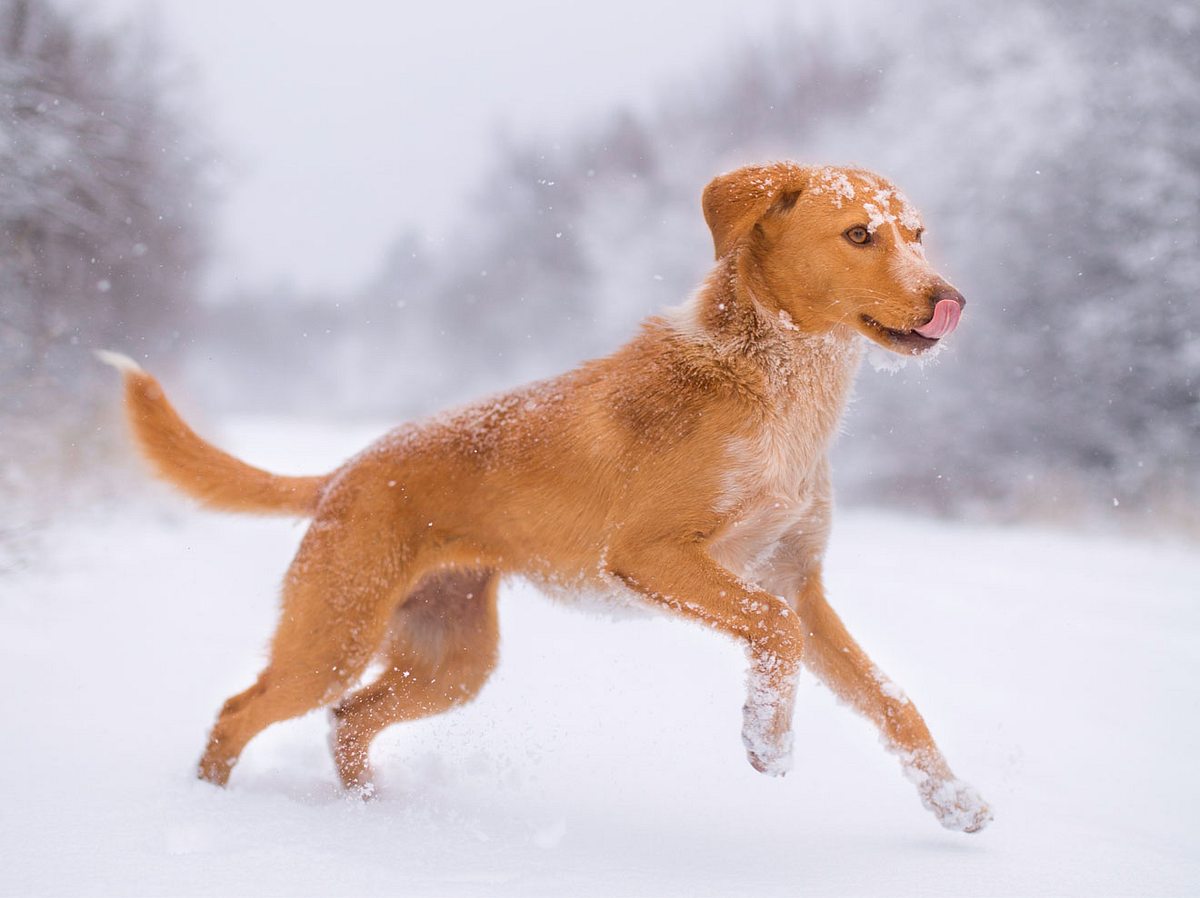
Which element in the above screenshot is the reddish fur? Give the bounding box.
[120,371,324,516]
[107,162,988,832]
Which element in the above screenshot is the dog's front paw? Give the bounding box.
[741,705,794,777]
[743,740,793,777]
[918,776,992,833]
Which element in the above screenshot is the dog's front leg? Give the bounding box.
[740,641,801,776]
[609,543,803,777]
[795,569,992,833]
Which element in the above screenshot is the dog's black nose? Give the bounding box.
[930,285,966,308]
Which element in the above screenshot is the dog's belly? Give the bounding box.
[522,571,658,622]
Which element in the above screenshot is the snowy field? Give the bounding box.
[2,419,1198,897]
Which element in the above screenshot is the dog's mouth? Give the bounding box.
[861,299,962,355]
[861,315,940,353]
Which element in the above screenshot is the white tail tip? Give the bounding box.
[94,350,144,374]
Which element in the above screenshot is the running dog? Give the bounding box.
[100,162,989,833]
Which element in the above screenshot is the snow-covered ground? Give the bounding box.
[2,419,1197,897]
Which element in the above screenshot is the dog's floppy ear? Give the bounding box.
[702,164,802,259]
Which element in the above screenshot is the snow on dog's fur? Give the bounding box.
[101,162,987,833]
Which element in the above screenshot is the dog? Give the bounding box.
[100,162,989,833]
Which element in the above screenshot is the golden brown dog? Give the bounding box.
[100,162,989,833]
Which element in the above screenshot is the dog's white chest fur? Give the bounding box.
[708,421,827,590]
[707,333,862,592]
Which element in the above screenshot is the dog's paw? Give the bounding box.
[744,741,793,777]
[348,779,377,801]
[328,708,377,795]
[741,707,794,777]
[918,776,992,833]
[196,754,232,787]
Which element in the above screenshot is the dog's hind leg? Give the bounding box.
[330,567,500,793]
[197,509,424,787]
[795,569,992,833]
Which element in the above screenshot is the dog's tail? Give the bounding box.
[97,351,327,516]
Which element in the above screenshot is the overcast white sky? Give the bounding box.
[83,0,794,295]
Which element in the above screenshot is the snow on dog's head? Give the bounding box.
[701,163,965,357]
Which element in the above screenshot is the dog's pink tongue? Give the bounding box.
[914,299,962,339]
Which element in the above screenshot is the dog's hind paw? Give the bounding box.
[349,779,377,801]
[329,708,378,796]
[196,755,232,787]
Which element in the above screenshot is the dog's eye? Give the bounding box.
[914,228,925,244]
[844,226,871,246]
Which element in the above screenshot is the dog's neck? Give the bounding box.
[664,253,863,437]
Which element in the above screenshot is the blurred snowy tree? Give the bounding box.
[0,0,209,528]
[858,0,1200,516]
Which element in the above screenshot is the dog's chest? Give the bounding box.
[719,411,819,507]
[708,415,829,586]
[705,335,861,585]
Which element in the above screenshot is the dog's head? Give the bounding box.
[702,163,964,355]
